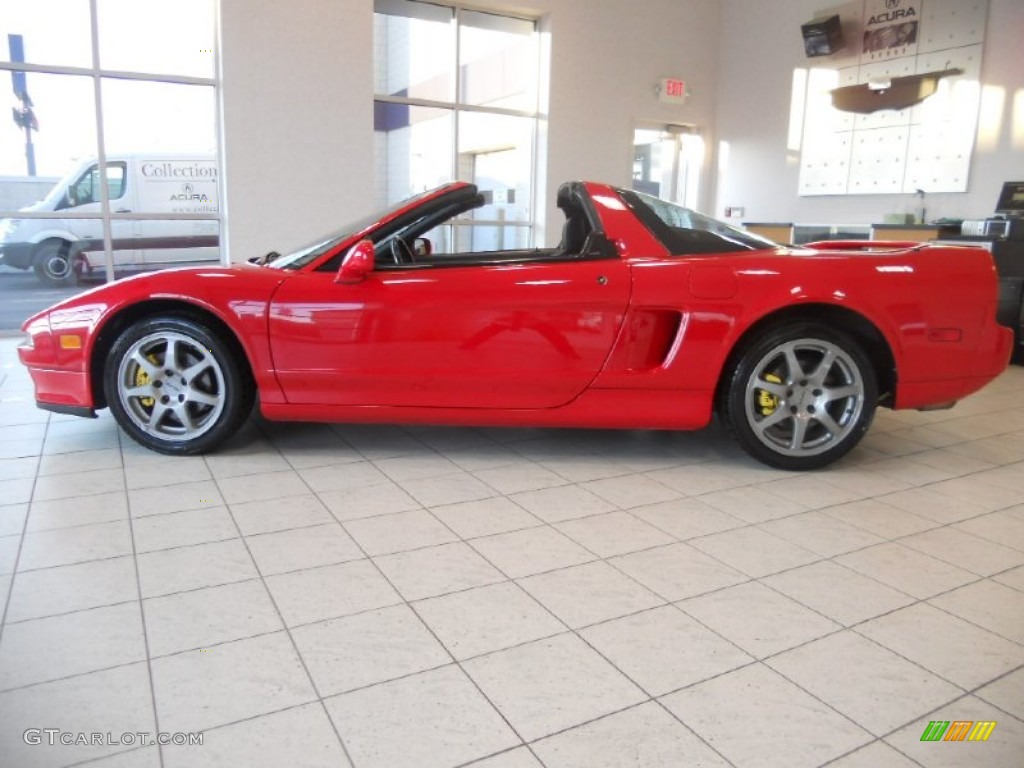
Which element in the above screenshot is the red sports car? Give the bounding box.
[18,181,1012,470]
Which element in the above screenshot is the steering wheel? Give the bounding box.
[390,237,413,265]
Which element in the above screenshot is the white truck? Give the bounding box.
[0,153,219,284]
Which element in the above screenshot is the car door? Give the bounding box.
[59,161,140,266]
[268,256,631,409]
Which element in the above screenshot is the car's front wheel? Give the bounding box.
[104,316,253,455]
[721,323,877,470]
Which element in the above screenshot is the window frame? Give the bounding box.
[372,0,541,249]
[0,0,221,283]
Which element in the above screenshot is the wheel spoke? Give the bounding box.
[788,417,809,451]
[815,411,842,437]
[175,404,195,432]
[187,389,219,407]
[755,378,788,398]
[123,383,155,400]
[147,403,171,432]
[181,357,213,381]
[811,348,836,385]
[130,351,159,379]
[824,384,860,403]
[164,338,179,371]
[753,408,790,436]
[781,343,804,382]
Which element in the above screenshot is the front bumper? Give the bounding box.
[18,318,98,417]
[0,242,33,269]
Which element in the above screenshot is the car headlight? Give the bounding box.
[0,219,20,240]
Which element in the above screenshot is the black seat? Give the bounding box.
[556,184,591,255]
[559,215,589,255]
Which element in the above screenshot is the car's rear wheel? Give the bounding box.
[104,316,252,455]
[722,323,877,470]
[33,240,74,285]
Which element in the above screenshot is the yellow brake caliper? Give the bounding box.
[758,373,783,416]
[135,353,161,408]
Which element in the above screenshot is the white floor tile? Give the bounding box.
[469,526,595,578]
[143,579,283,657]
[661,664,871,768]
[856,603,1024,690]
[374,541,505,601]
[680,581,841,658]
[245,522,363,575]
[163,702,351,768]
[293,604,449,695]
[151,632,316,734]
[767,631,963,736]
[581,605,752,695]
[610,541,748,601]
[414,581,564,661]
[0,602,146,690]
[325,665,519,768]
[0,663,156,768]
[264,559,401,627]
[532,701,731,767]
[463,634,645,741]
[344,508,458,556]
[5,555,138,622]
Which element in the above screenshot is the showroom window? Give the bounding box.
[374,0,539,252]
[0,0,220,331]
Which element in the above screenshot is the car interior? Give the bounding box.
[373,182,617,270]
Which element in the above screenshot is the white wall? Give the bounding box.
[714,0,1024,225]
[219,0,721,257]
[538,0,720,242]
[219,0,374,261]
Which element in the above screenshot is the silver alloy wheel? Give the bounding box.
[743,337,865,458]
[116,331,226,442]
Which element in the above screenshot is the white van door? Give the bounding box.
[134,157,220,266]
[58,161,141,271]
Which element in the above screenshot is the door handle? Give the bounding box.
[115,208,131,213]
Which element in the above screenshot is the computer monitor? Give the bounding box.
[995,181,1024,218]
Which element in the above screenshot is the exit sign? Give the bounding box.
[659,77,687,104]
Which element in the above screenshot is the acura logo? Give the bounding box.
[885,0,900,8]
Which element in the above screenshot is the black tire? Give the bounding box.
[33,240,74,285]
[721,323,877,470]
[104,316,253,455]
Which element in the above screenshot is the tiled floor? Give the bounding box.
[1,335,1023,768]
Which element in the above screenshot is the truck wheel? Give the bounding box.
[104,316,254,455]
[721,323,877,470]
[33,241,74,285]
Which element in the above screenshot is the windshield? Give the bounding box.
[269,187,451,270]
[618,189,777,254]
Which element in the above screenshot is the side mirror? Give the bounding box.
[336,239,375,284]
[413,237,432,259]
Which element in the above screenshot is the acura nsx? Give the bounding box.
[18,181,1012,469]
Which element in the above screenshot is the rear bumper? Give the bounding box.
[894,324,1013,409]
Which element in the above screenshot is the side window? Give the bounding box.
[65,163,127,208]
[105,163,127,200]
[68,167,98,207]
